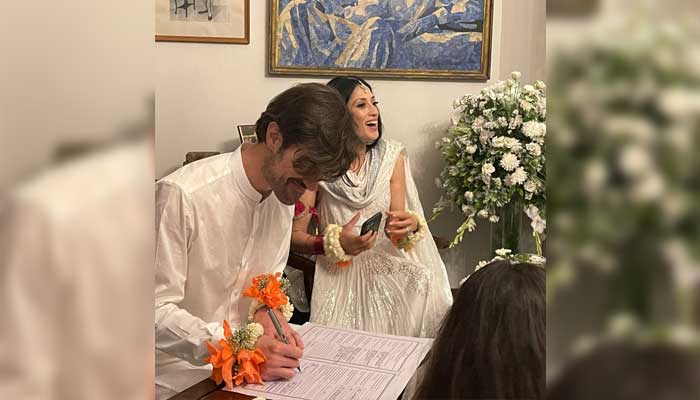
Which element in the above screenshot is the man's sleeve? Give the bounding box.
[154,181,223,365]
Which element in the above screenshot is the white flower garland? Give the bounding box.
[460,250,547,285]
[279,303,294,321]
[247,299,295,322]
[392,210,428,252]
[323,224,352,266]
[238,322,265,350]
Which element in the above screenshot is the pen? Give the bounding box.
[266,308,302,373]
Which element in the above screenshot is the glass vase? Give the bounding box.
[490,201,522,254]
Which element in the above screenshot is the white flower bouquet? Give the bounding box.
[432,71,547,248]
[547,19,700,334]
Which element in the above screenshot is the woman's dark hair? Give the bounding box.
[254,83,361,181]
[326,76,383,149]
[413,261,546,400]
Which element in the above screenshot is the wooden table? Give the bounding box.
[172,377,409,400]
[170,378,255,400]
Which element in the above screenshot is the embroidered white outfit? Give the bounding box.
[310,139,453,337]
[155,147,293,397]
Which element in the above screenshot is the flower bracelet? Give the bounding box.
[206,320,265,389]
[323,224,352,268]
[390,210,428,252]
[245,272,295,322]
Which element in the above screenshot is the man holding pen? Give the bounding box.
[155,83,360,398]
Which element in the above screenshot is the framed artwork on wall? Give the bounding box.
[268,0,493,80]
[237,124,258,144]
[156,0,250,43]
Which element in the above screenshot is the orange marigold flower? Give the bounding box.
[211,365,224,386]
[244,272,288,309]
[223,320,234,340]
[242,285,259,299]
[206,341,221,366]
[206,319,266,389]
[206,338,235,388]
[221,354,235,389]
[233,348,265,385]
[390,235,414,253]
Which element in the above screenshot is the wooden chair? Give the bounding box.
[183,151,220,166]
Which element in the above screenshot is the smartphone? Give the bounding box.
[360,212,383,236]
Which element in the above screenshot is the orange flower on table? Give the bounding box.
[243,272,288,309]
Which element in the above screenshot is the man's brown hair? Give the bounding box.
[255,83,360,181]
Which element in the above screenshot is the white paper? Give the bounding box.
[229,323,433,400]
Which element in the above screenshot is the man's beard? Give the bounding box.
[262,153,298,205]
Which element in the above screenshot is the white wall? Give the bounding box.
[0,0,152,191]
[156,0,546,285]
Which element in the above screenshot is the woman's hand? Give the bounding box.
[339,212,378,256]
[385,210,418,241]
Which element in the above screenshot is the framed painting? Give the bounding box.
[156,0,250,43]
[237,124,259,144]
[268,0,493,80]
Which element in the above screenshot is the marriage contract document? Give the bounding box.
[229,323,433,400]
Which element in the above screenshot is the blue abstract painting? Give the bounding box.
[269,0,492,79]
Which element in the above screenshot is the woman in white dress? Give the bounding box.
[290,76,453,337]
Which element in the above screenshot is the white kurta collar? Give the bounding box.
[231,146,262,204]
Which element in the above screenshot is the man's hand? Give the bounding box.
[253,307,304,380]
[253,307,304,349]
[339,212,378,256]
[255,335,303,380]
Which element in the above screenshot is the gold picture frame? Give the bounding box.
[156,0,250,44]
[268,0,493,80]
[237,124,258,144]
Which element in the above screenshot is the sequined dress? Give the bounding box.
[310,139,453,337]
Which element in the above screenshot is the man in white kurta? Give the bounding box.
[155,83,360,398]
[155,149,296,394]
